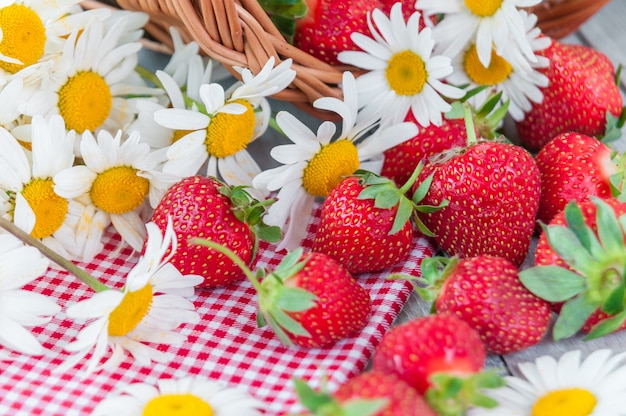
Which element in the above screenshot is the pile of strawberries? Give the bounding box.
[141,1,626,414]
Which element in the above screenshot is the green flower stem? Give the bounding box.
[0,216,109,293]
[464,103,478,146]
[135,64,163,88]
[190,238,264,293]
[268,114,284,136]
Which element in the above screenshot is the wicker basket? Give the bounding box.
[80,0,610,118]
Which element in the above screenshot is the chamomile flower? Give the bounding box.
[415,0,541,68]
[154,57,295,193]
[56,220,202,375]
[0,114,98,260]
[93,377,265,416]
[337,4,464,127]
[447,11,550,121]
[253,71,418,250]
[21,17,162,135]
[469,349,626,416]
[53,129,180,252]
[0,232,57,357]
[0,0,84,75]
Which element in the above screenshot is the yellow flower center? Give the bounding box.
[464,0,503,17]
[108,283,153,337]
[463,44,512,85]
[0,5,46,73]
[90,166,150,214]
[532,388,597,416]
[205,99,255,158]
[58,71,113,133]
[21,178,68,239]
[302,139,359,197]
[142,394,213,416]
[386,50,427,96]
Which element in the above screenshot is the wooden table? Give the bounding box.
[138,0,626,377]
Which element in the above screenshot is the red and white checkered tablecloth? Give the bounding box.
[0,204,435,415]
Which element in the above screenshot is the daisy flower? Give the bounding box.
[21,17,162,135]
[337,4,464,127]
[0,232,57,358]
[0,114,101,261]
[447,11,550,121]
[53,128,180,252]
[469,349,626,416]
[415,0,541,69]
[92,377,265,416]
[154,57,296,193]
[56,220,202,375]
[0,0,84,75]
[252,71,418,251]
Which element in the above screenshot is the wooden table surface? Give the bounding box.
[138,0,626,377]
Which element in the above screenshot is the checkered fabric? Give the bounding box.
[0,204,435,415]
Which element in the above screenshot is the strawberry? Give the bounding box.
[372,313,503,415]
[520,197,626,341]
[148,175,280,288]
[535,132,624,225]
[515,40,624,152]
[380,0,429,26]
[293,370,436,416]
[415,255,551,354]
[413,109,541,267]
[195,241,372,348]
[311,167,444,274]
[293,0,379,65]
[381,92,506,187]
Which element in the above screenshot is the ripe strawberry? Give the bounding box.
[414,138,541,267]
[148,175,280,288]
[381,113,469,187]
[372,313,503,414]
[535,132,623,225]
[293,370,436,416]
[379,0,430,26]
[312,168,443,274]
[416,255,551,354]
[516,40,624,152]
[293,0,378,65]
[197,240,372,348]
[520,197,626,341]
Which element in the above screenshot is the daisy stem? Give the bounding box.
[135,65,163,89]
[189,238,264,293]
[268,114,284,136]
[0,217,110,293]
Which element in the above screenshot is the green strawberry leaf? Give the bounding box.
[272,248,306,281]
[592,196,625,257]
[390,198,413,235]
[552,295,598,341]
[426,371,505,416]
[414,202,449,213]
[342,400,388,416]
[602,278,625,315]
[276,286,317,312]
[542,223,595,276]
[519,265,586,302]
[412,171,434,204]
[293,378,336,412]
[258,0,308,43]
[561,202,602,256]
[271,307,311,337]
[585,309,626,340]
[254,223,283,243]
[475,90,503,119]
[373,188,401,210]
[413,214,437,237]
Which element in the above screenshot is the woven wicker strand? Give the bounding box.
[80,0,610,118]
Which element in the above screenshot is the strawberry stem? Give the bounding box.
[463,104,478,146]
[0,216,110,293]
[190,238,264,293]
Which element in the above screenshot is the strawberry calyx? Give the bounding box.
[519,197,626,341]
[217,183,282,258]
[291,377,387,416]
[191,239,320,347]
[411,255,459,307]
[446,87,510,141]
[599,64,626,143]
[354,162,448,237]
[608,151,626,201]
[258,0,309,43]
[425,370,505,416]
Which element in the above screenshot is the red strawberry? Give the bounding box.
[293,0,378,65]
[293,370,436,416]
[372,313,502,414]
[148,175,280,288]
[414,138,541,267]
[520,197,626,341]
[416,255,551,354]
[516,40,624,152]
[380,0,430,26]
[312,168,442,274]
[535,132,622,225]
[197,240,372,348]
[381,113,469,187]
